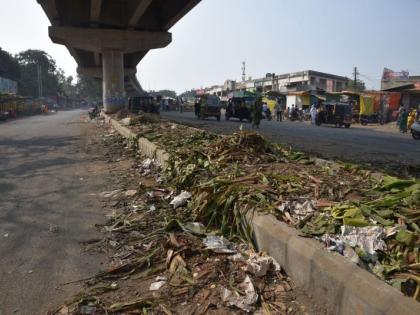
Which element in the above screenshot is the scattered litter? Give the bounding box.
[203,235,237,254]
[340,225,386,256]
[149,276,167,291]
[278,199,316,221]
[222,276,258,312]
[182,222,206,235]
[3,233,9,238]
[121,117,132,126]
[169,191,192,209]
[245,253,276,277]
[142,158,153,169]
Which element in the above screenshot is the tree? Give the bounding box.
[150,89,177,98]
[75,70,102,101]
[346,78,366,92]
[0,47,20,82]
[60,74,78,97]
[16,49,63,97]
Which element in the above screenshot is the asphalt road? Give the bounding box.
[162,111,420,169]
[0,111,108,315]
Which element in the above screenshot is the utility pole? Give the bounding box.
[242,61,246,82]
[353,66,359,92]
[37,64,43,98]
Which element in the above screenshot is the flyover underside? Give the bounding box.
[38,0,200,112]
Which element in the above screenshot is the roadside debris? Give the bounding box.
[50,121,310,314]
[222,275,258,312]
[126,119,419,301]
[53,115,419,314]
[203,235,237,254]
[169,191,192,209]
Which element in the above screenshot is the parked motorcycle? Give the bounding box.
[360,113,384,125]
[411,121,420,140]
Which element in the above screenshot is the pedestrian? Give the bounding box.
[399,108,408,133]
[275,98,283,122]
[285,106,290,121]
[408,108,416,130]
[396,105,404,127]
[310,103,318,125]
[252,97,263,129]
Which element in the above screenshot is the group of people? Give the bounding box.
[397,105,419,133]
[250,97,285,128]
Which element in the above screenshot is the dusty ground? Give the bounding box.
[0,111,111,315]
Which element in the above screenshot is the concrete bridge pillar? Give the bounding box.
[102,50,126,113]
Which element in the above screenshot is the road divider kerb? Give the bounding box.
[101,112,420,315]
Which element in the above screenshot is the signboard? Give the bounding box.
[382,68,409,82]
[0,77,17,94]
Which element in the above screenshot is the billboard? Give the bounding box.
[0,77,17,94]
[382,68,409,82]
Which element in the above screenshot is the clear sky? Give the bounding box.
[2,0,420,93]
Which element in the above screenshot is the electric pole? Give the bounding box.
[353,66,359,92]
[242,62,246,82]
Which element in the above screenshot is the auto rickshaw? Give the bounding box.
[225,95,255,122]
[196,94,221,120]
[316,102,352,128]
[128,95,159,114]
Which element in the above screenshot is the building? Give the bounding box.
[381,68,420,109]
[197,70,348,108]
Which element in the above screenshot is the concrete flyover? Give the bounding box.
[37,0,201,113]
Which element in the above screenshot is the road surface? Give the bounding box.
[0,111,108,315]
[162,111,420,170]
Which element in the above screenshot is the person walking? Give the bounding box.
[408,108,416,130]
[396,105,404,127]
[310,103,318,125]
[275,98,283,122]
[399,108,409,133]
[252,97,263,129]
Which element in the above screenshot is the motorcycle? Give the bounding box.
[289,109,302,121]
[89,106,100,120]
[360,113,384,125]
[262,108,272,121]
[411,121,420,140]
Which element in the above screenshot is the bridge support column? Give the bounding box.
[102,49,126,113]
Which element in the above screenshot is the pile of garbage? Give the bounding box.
[52,125,309,314]
[126,120,420,301]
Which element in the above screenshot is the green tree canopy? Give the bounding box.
[150,89,177,98]
[0,47,20,82]
[16,49,63,97]
[76,70,102,101]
